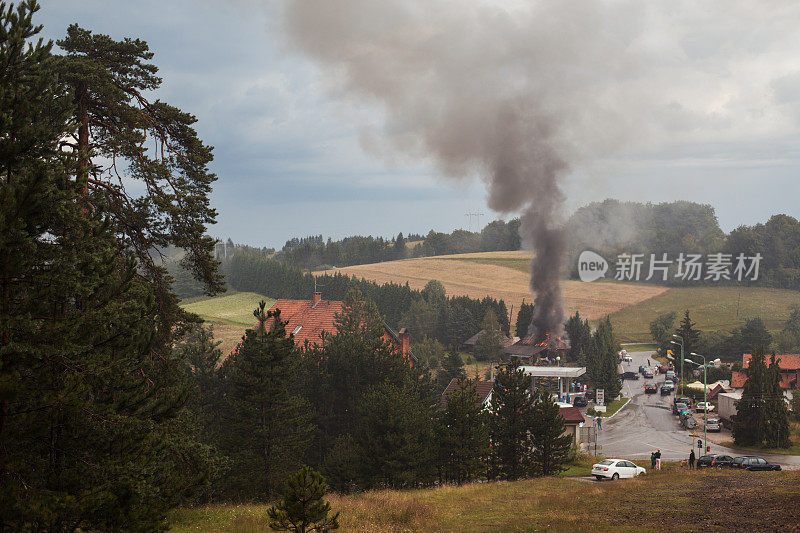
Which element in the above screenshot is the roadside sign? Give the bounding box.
[596,389,605,405]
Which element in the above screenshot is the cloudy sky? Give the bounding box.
[38,0,800,248]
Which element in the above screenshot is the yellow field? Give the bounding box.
[316,252,666,322]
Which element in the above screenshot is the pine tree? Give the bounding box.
[488,363,535,480]
[267,466,340,533]
[2,3,206,528]
[675,310,701,376]
[586,317,621,401]
[764,355,791,448]
[56,23,223,299]
[474,308,504,361]
[437,351,467,391]
[437,378,490,483]
[217,302,313,498]
[515,301,534,337]
[733,351,767,447]
[529,389,573,476]
[564,311,591,363]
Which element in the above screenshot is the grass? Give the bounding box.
[169,467,800,532]
[719,421,800,455]
[620,342,657,352]
[588,397,630,418]
[315,251,666,323]
[180,292,275,356]
[609,285,800,342]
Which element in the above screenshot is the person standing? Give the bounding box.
[689,449,696,470]
[655,449,662,470]
[596,416,602,431]
[650,451,656,470]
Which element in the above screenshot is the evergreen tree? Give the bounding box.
[437,351,467,392]
[515,301,534,337]
[217,302,313,498]
[675,310,701,377]
[649,311,677,355]
[267,466,340,533]
[588,317,621,401]
[1,3,208,528]
[764,355,791,448]
[474,308,504,361]
[733,351,767,447]
[437,378,490,483]
[56,24,223,299]
[488,363,535,480]
[393,232,408,260]
[529,389,573,476]
[564,311,591,363]
[355,382,435,488]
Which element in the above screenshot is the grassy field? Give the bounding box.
[180,292,275,356]
[169,467,800,532]
[316,252,667,325]
[609,286,800,342]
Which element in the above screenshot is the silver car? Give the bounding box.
[705,418,721,432]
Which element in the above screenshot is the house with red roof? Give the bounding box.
[221,292,412,365]
[730,353,800,391]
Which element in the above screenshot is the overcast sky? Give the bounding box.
[38,0,800,248]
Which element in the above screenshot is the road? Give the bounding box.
[595,350,800,469]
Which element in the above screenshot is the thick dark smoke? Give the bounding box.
[280,0,800,338]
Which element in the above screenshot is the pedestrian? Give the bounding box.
[650,451,656,470]
[689,449,696,470]
[655,449,661,470]
[596,416,602,431]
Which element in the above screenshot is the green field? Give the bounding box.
[181,292,275,327]
[609,286,800,342]
[169,466,800,532]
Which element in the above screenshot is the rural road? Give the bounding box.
[596,350,800,469]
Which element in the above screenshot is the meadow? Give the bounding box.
[169,466,800,532]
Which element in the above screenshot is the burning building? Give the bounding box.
[503,332,569,365]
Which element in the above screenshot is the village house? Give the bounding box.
[222,292,413,364]
[730,353,800,392]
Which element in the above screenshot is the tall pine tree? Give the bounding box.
[488,363,535,480]
[529,389,573,476]
[437,378,490,483]
[733,351,767,447]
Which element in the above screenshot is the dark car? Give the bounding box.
[622,371,639,380]
[732,456,781,471]
[674,396,691,406]
[673,402,689,415]
[642,369,655,379]
[572,395,588,407]
[697,454,734,468]
[644,382,657,394]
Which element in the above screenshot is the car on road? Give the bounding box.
[673,402,689,415]
[704,418,721,432]
[731,456,782,471]
[674,396,691,407]
[682,416,698,429]
[622,354,632,363]
[644,382,657,394]
[591,459,646,480]
[697,454,734,468]
[696,402,715,413]
[622,371,639,380]
[572,395,588,407]
[643,369,655,378]
[661,381,675,395]
[666,370,676,381]
[658,365,669,374]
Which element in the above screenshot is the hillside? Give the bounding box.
[315,252,667,324]
[180,292,274,356]
[170,468,800,532]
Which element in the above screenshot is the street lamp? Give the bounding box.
[688,352,708,453]
[671,334,685,396]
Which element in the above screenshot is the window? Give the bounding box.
[598,460,615,466]
[757,458,767,465]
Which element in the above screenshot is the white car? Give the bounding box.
[696,402,715,413]
[591,459,646,480]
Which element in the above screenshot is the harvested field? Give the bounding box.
[316,253,666,324]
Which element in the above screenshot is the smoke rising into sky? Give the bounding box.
[282,0,800,335]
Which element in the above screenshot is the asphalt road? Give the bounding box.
[595,350,800,469]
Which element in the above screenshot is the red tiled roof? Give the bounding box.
[265,298,343,347]
[559,406,585,425]
[731,370,799,390]
[731,371,747,388]
[743,353,800,370]
[440,378,494,408]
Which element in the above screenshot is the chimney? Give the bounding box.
[312,292,321,307]
[398,328,410,358]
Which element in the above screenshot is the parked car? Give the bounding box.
[591,459,646,480]
[622,371,639,380]
[661,381,675,395]
[573,395,588,407]
[644,382,657,394]
[622,355,632,363]
[659,365,669,374]
[697,454,734,468]
[731,456,782,471]
[673,402,689,415]
[666,370,676,381]
[682,417,698,429]
[704,418,721,432]
[674,396,691,406]
[643,369,655,379]
[696,402,715,413]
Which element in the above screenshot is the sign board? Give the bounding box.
[596,389,605,406]
[593,405,606,412]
